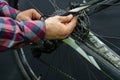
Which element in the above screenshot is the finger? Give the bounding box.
[17,17,32,22]
[31,9,42,20]
[58,14,73,23]
[65,17,77,33]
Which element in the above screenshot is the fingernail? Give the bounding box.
[68,14,73,18]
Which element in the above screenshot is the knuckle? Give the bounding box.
[30,9,34,11]
[55,15,60,18]
[30,9,36,12]
[61,29,70,38]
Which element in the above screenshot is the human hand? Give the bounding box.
[45,14,77,40]
[16,9,41,21]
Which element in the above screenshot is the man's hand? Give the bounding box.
[45,14,77,40]
[16,9,41,21]
[16,9,77,40]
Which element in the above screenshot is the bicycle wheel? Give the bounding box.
[14,0,120,80]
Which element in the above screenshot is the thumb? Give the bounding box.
[59,14,73,23]
[31,9,42,20]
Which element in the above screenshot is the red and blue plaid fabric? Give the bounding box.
[0,0,45,51]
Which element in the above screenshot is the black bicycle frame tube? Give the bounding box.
[88,0,120,15]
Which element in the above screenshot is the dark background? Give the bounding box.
[0,0,120,80]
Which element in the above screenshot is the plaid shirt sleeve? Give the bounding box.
[0,17,46,51]
[0,0,46,51]
[0,0,20,19]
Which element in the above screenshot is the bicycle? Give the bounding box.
[11,0,120,80]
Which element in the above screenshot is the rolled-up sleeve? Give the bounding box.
[0,17,46,51]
